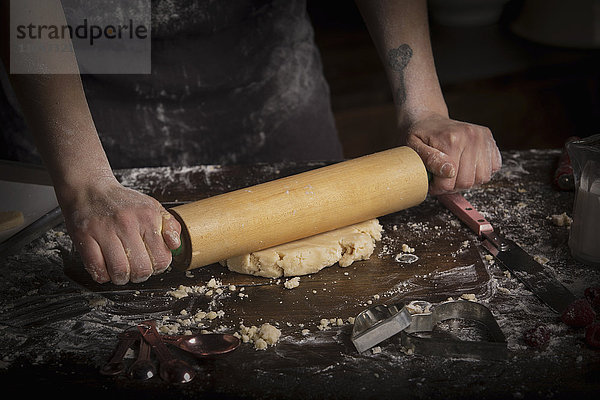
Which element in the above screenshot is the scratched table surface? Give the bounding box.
[0,150,599,400]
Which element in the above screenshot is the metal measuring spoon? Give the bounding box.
[128,330,156,380]
[162,333,240,357]
[138,321,195,384]
[100,330,138,376]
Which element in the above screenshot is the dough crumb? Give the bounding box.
[254,338,268,350]
[318,318,330,331]
[206,311,218,320]
[238,323,281,350]
[406,303,423,314]
[167,285,192,299]
[460,293,477,302]
[551,212,572,227]
[401,243,415,253]
[498,286,512,295]
[194,311,207,321]
[167,284,210,299]
[158,322,181,335]
[284,277,300,289]
[534,255,549,265]
[401,347,414,356]
[406,301,432,314]
[207,278,220,288]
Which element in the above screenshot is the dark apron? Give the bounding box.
[0,0,343,168]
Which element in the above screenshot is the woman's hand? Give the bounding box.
[58,177,182,285]
[404,113,502,195]
[1,4,180,285]
[355,1,502,195]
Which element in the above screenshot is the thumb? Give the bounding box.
[160,209,182,250]
[407,136,456,178]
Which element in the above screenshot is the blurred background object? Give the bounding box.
[307,0,600,158]
[511,0,600,49]
[428,0,511,27]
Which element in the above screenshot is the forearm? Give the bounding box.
[8,73,115,195]
[356,0,447,132]
[0,1,182,285]
[357,0,501,194]
[5,71,181,284]
[0,0,115,197]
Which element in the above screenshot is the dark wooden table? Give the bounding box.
[1,150,599,399]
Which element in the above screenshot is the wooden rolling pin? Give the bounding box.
[170,146,428,270]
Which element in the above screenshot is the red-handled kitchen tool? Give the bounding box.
[553,136,579,191]
[438,193,577,314]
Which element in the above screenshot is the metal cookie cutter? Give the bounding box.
[351,302,412,354]
[351,301,507,360]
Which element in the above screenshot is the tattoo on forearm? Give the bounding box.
[387,44,413,105]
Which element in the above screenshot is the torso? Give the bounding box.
[81,0,343,168]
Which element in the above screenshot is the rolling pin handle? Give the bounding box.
[171,243,183,257]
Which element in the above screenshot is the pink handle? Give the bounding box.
[437,193,493,236]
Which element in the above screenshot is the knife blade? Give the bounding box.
[438,192,577,314]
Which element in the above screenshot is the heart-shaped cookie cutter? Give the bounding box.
[351,300,507,360]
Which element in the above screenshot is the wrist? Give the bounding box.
[396,105,448,143]
[397,100,448,126]
[54,168,119,207]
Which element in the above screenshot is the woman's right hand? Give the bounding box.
[1,3,181,285]
[57,176,182,285]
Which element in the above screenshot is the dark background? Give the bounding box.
[1,0,599,163]
[308,0,600,158]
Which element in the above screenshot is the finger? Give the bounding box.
[143,227,173,275]
[474,144,493,185]
[474,160,491,186]
[120,233,154,283]
[97,235,131,285]
[408,136,457,195]
[161,209,181,250]
[407,135,456,178]
[78,236,111,283]
[492,141,502,173]
[454,147,477,190]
